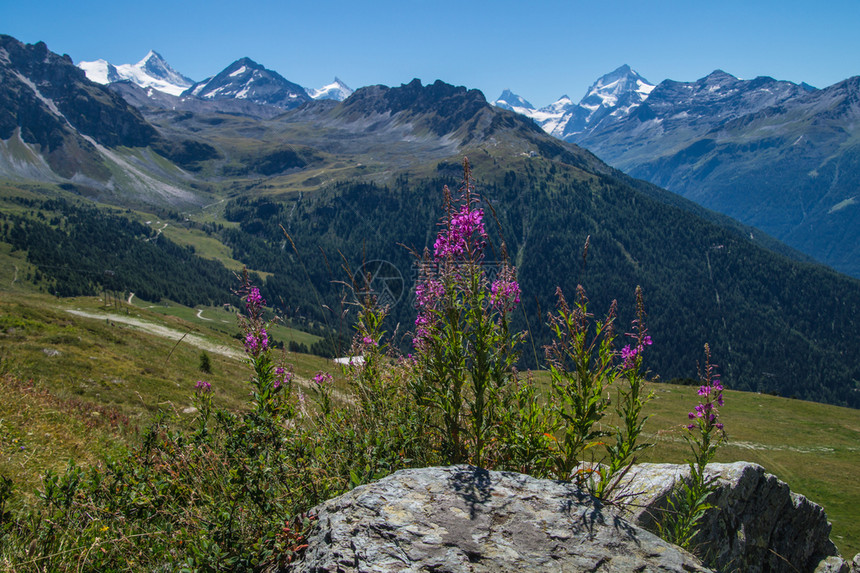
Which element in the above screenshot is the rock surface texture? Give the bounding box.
[291,465,712,572]
[616,462,841,573]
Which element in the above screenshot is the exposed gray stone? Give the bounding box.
[615,462,840,573]
[814,555,849,573]
[291,465,711,572]
[817,553,860,573]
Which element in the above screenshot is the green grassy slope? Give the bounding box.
[0,290,857,557]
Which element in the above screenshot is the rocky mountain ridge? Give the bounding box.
[497,67,860,277]
[0,35,212,206]
[182,57,311,109]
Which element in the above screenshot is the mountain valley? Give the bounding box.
[1,33,859,411]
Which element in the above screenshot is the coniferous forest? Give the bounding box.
[5,161,858,407]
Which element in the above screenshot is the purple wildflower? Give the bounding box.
[621,344,638,369]
[620,286,652,371]
[244,333,258,353]
[246,286,265,310]
[489,270,521,312]
[313,371,333,386]
[433,205,486,260]
[244,328,269,356]
[415,279,444,308]
[195,380,212,393]
[412,311,436,350]
[686,344,725,434]
[620,334,652,370]
[273,366,293,390]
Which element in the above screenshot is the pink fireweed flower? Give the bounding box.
[412,311,435,350]
[313,371,333,386]
[687,350,725,433]
[195,380,212,393]
[273,366,293,389]
[244,328,269,356]
[621,345,638,369]
[415,279,444,308]
[489,266,521,312]
[245,286,265,310]
[621,330,653,370]
[362,336,377,347]
[433,205,486,260]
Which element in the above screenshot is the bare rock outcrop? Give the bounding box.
[291,465,711,572]
[617,462,841,573]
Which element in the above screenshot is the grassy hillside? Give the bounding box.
[639,383,860,558]
[0,290,857,558]
[208,157,860,408]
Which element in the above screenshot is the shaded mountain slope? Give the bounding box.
[519,68,860,278]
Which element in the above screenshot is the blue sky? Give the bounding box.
[3,0,859,106]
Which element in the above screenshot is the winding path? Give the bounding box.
[63,308,346,400]
[66,309,244,360]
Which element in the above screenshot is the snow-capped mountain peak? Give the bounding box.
[493,65,655,140]
[77,59,120,84]
[135,50,193,89]
[309,77,353,101]
[493,89,536,112]
[78,50,193,96]
[581,65,655,110]
[544,95,574,113]
[180,57,311,109]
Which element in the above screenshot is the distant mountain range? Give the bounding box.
[494,65,656,140]
[2,34,859,408]
[78,50,193,96]
[494,67,860,278]
[72,51,860,278]
[78,51,353,105]
[7,36,860,277]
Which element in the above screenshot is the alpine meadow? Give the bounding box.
[0,31,858,571]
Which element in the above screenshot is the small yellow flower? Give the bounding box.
[100,526,109,533]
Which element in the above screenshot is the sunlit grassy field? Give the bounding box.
[0,290,857,557]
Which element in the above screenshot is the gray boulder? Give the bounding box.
[291,465,711,572]
[615,462,840,573]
